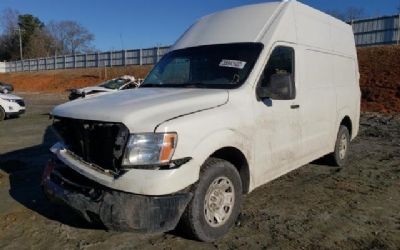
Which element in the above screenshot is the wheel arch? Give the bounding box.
[207,146,251,194]
[340,115,353,138]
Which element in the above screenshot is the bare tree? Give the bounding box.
[47,20,94,54]
[345,7,364,21]
[0,9,21,60]
[24,29,57,58]
[326,7,365,22]
[45,21,65,54]
[326,10,346,21]
[0,8,19,34]
[1,10,96,60]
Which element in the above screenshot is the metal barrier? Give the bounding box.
[5,46,170,73]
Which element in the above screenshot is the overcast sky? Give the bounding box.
[0,0,399,51]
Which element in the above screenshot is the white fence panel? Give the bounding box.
[0,62,6,73]
[351,15,400,47]
[5,46,170,73]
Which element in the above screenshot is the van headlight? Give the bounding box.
[122,133,177,167]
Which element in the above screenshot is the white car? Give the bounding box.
[43,0,360,241]
[68,75,141,100]
[0,93,26,121]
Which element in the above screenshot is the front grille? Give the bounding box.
[53,117,129,172]
[15,99,25,107]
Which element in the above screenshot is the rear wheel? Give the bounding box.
[0,107,5,121]
[329,125,350,166]
[180,158,242,242]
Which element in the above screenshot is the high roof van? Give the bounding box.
[43,0,360,241]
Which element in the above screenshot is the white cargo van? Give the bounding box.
[43,0,360,241]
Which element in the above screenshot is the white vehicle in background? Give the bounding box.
[0,93,26,121]
[43,0,360,242]
[68,75,142,100]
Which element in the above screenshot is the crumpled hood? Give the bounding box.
[52,87,229,132]
[77,86,113,94]
[0,93,23,100]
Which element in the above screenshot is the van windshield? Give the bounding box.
[141,43,263,89]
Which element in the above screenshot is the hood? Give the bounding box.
[52,87,229,132]
[0,93,23,100]
[78,86,113,93]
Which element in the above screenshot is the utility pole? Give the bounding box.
[14,27,23,61]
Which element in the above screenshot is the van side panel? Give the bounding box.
[293,1,357,58]
[298,48,337,159]
[333,55,361,140]
[330,22,357,57]
[294,6,332,51]
[246,1,360,191]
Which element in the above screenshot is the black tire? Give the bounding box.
[0,106,5,121]
[328,125,350,167]
[180,157,242,242]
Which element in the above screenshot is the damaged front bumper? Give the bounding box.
[42,160,192,233]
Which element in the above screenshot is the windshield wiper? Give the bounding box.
[180,83,208,88]
[140,83,162,88]
[140,82,209,88]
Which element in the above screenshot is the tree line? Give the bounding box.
[0,8,95,61]
[327,7,365,22]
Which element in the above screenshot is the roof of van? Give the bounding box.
[172,0,356,57]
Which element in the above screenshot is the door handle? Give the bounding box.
[290,104,300,109]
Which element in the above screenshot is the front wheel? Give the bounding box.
[180,158,242,242]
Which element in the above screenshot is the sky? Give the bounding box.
[0,0,399,51]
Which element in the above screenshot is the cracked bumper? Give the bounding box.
[42,160,192,233]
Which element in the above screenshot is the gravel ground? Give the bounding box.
[0,93,399,250]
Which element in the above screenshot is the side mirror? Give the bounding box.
[257,73,295,100]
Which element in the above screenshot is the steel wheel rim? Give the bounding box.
[204,176,235,227]
[339,133,348,160]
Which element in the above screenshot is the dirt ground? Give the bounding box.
[0,93,399,249]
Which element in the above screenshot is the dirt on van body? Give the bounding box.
[0,93,399,249]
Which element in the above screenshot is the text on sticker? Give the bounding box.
[219,60,247,69]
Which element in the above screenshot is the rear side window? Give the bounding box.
[259,46,295,88]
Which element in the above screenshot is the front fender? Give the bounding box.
[155,100,255,192]
[192,129,253,170]
[159,125,254,192]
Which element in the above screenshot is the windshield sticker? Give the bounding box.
[219,60,247,69]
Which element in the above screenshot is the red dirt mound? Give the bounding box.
[0,65,152,93]
[358,45,400,113]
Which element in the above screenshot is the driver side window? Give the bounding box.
[260,46,295,90]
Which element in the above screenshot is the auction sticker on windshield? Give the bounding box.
[219,59,247,69]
